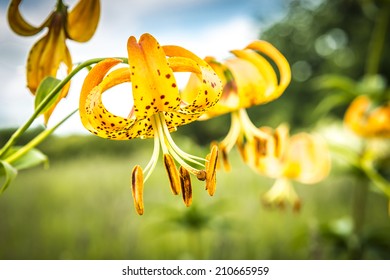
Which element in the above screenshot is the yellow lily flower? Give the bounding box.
[344,95,390,138]
[186,40,291,171]
[251,125,330,211]
[79,33,222,215]
[7,0,101,123]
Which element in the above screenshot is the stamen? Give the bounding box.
[179,166,192,207]
[143,130,160,182]
[205,145,218,196]
[163,154,181,195]
[131,165,144,215]
[159,113,205,167]
[156,112,205,177]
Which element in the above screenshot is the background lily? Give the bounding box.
[344,95,390,138]
[7,0,100,124]
[191,40,291,171]
[79,33,222,215]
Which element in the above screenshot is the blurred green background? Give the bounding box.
[1,0,390,259]
[0,131,389,259]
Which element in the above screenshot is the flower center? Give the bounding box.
[143,112,207,183]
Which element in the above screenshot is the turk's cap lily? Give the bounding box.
[194,40,291,119]
[79,33,221,140]
[344,95,390,138]
[79,33,222,215]
[8,0,100,123]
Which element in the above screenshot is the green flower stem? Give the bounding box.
[0,57,127,158]
[4,109,78,164]
[360,159,390,198]
[365,2,389,76]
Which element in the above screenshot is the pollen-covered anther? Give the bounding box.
[179,166,192,207]
[205,145,218,196]
[163,154,181,195]
[131,165,144,215]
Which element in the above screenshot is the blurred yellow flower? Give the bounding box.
[344,95,390,138]
[79,33,222,215]
[189,40,291,171]
[7,0,101,123]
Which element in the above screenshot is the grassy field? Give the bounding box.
[1,134,389,260]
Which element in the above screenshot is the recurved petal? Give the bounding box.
[67,0,100,42]
[225,58,271,108]
[244,40,291,100]
[79,58,139,139]
[7,0,49,36]
[165,46,222,115]
[127,34,181,119]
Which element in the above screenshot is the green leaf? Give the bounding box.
[10,147,49,171]
[0,160,17,194]
[34,76,62,114]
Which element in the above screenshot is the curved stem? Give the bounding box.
[4,109,78,164]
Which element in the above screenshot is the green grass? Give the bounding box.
[0,135,389,260]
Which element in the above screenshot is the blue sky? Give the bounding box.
[0,0,287,134]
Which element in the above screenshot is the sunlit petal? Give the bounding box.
[67,0,100,42]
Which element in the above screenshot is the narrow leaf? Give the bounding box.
[34,76,62,114]
[9,147,49,171]
[0,160,17,194]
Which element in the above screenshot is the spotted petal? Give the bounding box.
[127,34,182,119]
[79,58,139,139]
